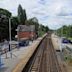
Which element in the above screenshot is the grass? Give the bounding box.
[68,37,72,40]
[64,55,72,66]
[68,58,72,66]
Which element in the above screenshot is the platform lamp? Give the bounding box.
[9,17,12,58]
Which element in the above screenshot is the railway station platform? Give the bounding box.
[51,34,61,51]
[0,34,46,72]
[51,33,72,50]
[51,33,68,72]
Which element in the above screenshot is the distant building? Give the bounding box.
[17,25,36,41]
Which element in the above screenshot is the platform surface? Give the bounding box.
[0,37,42,72]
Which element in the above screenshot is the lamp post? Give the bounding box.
[9,17,12,58]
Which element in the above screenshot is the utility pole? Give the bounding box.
[9,17,12,58]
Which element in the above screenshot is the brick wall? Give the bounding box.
[18,31,36,40]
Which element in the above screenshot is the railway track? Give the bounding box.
[22,33,62,72]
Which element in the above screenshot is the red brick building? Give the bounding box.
[17,25,36,41]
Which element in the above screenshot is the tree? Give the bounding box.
[0,8,11,18]
[45,26,49,32]
[25,17,49,37]
[67,25,72,37]
[11,16,19,39]
[62,25,67,37]
[18,4,27,25]
[18,4,24,24]
[57,25,72,38]
[25,17,39,31]
[0,8,11,41]
[23,9,27,23]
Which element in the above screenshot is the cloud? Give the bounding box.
[38,0,47,5]
[0,0,72,29]
[57,3,72,16]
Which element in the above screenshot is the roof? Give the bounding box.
[17,25,35,32]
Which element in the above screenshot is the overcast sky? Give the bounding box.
[0,0,72,29]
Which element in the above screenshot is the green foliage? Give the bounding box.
[57,25,72,38]
[0,8,19,41]
[69,57,72,66]
[18,4,27,25]
[25,18,49,37]
[45,26,49,32]
[38,24,49,37]
[0,8,11,17]
[0,8,11,41]
[23,9,27,21]
[25,18,39,30]
[11,16,19,39]
[64,55,72,65]
[0,7,49,41]
[38,31,45,37]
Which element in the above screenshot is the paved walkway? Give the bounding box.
[51,34,61,50]
[51,33,72,72]
[0,37,42,72]
[51,34,67,50]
